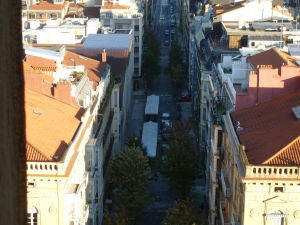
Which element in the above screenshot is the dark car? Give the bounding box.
[164,40,170,46]
[171,29,175,34]
[178,95,192,102]
[165,29,170,35]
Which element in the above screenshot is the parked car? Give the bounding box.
[160,15,165,20]
[178,95,192,102]
[164,40,170,46]
[161,113,170,126]
[171,29,175,34]
[165,29,170,35]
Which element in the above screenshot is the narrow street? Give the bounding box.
[124,0,207,223]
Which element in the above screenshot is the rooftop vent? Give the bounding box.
[33,110,41,115]
[292,105,300,121]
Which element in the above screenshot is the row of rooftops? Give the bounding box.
[24,33,132,163]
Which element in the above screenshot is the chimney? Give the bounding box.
[102,48,107,63]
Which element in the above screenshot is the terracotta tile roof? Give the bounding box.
[248,47,292,70]
[101,2,130,10]
[26,142,51,161]
[43,74,55,82]
[213,1,245,15]
[23,60,36,72]
[25,88,85,162]
[63,51,107,90]
[69,47,130,76]
[231,89,300,165]
[29,0,68,11]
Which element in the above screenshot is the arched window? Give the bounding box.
[27,206,38,225]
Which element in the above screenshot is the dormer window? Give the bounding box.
[274,187,283,193]
[53,0,63,3]
[29,13,36,19]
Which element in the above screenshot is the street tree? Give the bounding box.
[161,200,196,225]
[142,27,161,85]
[162,200,208,225]
[108,145,151,220]
[103,205,132,225]
[169,64,184,87]
[160,121,199,198]
[165,40,183,81]
[125,133,147,156]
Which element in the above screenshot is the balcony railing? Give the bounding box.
[103,137,115,176]
[220,169,232,198]
[99,79,115,114]
[103,110,114,147]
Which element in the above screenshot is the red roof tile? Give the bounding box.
[231,89,300,165]
[101,2,130,10]
[29,0,69,11]
[25,88,85,162]
[63,51,107,90]
[248,48,291,70]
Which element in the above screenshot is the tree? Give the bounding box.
[162,200,208,225]
[125,133,147,156]
[169,64,184,87]
[165,41,183,82]
[160,122,199,198]
[142,27,161,85]
[162,200,196,225]
[103,205,132,225]
[108,146,151,220]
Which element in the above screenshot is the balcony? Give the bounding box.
[99,79,115,114]
[103,137,115,176]
[219,201,231,225]
[220,169,232,198]
[103,110,114,147]
[82,205,89,223]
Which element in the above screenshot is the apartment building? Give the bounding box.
[211,89,300,225]
[24,46,121,225]
[206,47,300,225]
[100,0,143,78]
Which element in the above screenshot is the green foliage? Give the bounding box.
[142,28,161,84]
[108,146,151,219]
[162,200,196,225]
[125,133,148,156]
[103,205,132,225]
[160,122,198,198]
[169,64,184,86]
[165,41,184,85]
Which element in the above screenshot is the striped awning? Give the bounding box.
[266,214,289,218]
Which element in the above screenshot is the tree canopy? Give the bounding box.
[162,200,208,225]
[108,146,151,220]
[125,133,147,156]
[160,121,199,198]
[142,27,161,84]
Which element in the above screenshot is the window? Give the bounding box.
[134,36,139,42]
[134,25,139,31]
[201,130,206,142]
[134,68,139,75]
[118,14,123,18]
[115,24,123,29]
[114,91,118,107]
[29,13,35,19]
[134,57,139,63]
[27,206,38,225]
[51,13,58,19]
[251,42,255,47]
[267,210,285,225]
[106,13,113,18]
[134,47,139,53]
[203,85,207,92]
[274,187,283,193]
[202,108,206,121]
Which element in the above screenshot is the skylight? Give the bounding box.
[292,106,300,121]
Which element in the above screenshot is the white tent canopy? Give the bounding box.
[145,94,159,115]
[141,121,158,158]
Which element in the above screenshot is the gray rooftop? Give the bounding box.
[83,34,132,50]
